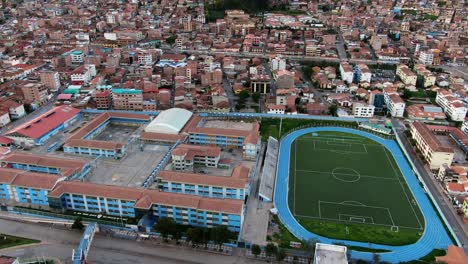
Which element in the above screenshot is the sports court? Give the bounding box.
[288,131,424,231]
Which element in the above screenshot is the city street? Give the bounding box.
[392,119,468,250]
[0,219,263,264]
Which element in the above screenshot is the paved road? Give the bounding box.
[0,219,263,264]
[392,119,468,251]
[222,78,236,112]
[336,33,348,61]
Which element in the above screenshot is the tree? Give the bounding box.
[154,217,177,239]
[72,217,84,230]
[402,89,412,99]
[187,228,203,247]
[210,226,230,250]
[166,35,177,45]
[252,92,261,103]
[251,244,261,258]
[276,248,287,261]
[265,243,278,258]
[328,104,338,116]
[238,90,250,100]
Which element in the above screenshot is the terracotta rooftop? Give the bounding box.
[158,166,250,189]
[412,122,453,153]
[65,112,149,150]
[1,152,88,177]
[0,167,61,190]
[6,105,80,140]
[172,144,221,160]
[48,181,243,215]
[140,132,186,143]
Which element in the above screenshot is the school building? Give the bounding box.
[0,152,91,179]
[63,112,150,158]
[171,144,221,171]
[5,105,81,146]
[157,166,250,200]
[0,167,63,207]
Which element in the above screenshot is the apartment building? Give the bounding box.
[418,49,435,66]
[414,64,436,87]
[383,88,406,118]
[70,50,84,64]
[94,90,112,109]
[409,122,454,170]
[436,89,467,121]
[340,62,354,84]
[40,71,60,91]
[396,64,417,86]
[171,144,221,171]
[21,82,48,104]
[112,88,143,111]
[354,64,372,83]
[266,104,286,114]
[352,103,375,117]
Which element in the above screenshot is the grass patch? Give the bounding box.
[289,131,424,246]
[400,248,446,263]
[297,218,422,246]
[342,245,391,253]
[271,215,301,249]
[259,118,359,141]
[0,234,40,249]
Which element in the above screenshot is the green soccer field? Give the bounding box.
[288,131,425,236]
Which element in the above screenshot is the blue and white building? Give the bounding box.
[157,166,250,200]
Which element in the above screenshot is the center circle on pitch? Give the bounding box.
[332,167,361,182]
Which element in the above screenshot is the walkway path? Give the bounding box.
[274,127,453,263]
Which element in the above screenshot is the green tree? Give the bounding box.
[252,92,261,103]
[328,104,338,116]
[187,228,203,246]
[210,226,230,250]
[72,217,84,230]
[166,35,177,45]
[238,90,250,100]
[402,89,412,99]
[265,243,278,258]
[276,248,287,261]
[154,217,177,239]
[251,244,261,258]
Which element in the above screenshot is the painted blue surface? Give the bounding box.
[73,222,97,264]
[274,127,452,263]
[79,109,368,123]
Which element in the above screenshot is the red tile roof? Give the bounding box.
[48,181,142,201]
[48,181,244,215]
[65,112,149,150]
[7,105,80,139]
[1,152,89,177]
[140,132,186,143]
[158,166,250,188]
[412,122,453,153]
[172,144,221,160]
[0,167,61,190]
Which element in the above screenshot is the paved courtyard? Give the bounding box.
[87,143,169,188]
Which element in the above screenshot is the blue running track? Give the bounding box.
[274,127,453,263]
